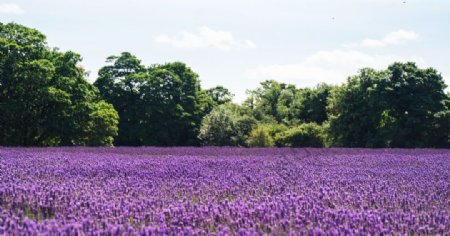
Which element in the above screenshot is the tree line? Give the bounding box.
[1,23,449,148]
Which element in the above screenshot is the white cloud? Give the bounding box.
[306,50,423,69]
[346,30,419,48]
[155,26,256,51]
[244,29,424,89]
[245,49,424,87]
[245,64,345,87]
[0,3,24,14]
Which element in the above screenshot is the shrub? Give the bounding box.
[275,123,324,147]
[265,123,288,137]
[247,125,275,147]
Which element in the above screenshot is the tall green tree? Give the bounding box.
[327,68,388,147]
[328,63,449,148]
[292,84,333,124]
[95,55,211,146]
[149,62,212,145]
[0,22,118,146]
[95,52,147,145]
[381,62,449,147]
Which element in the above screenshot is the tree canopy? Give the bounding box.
[328,63,449,148]
[95,53,213,146]
[206,86,234,106]
[0,22,118,146]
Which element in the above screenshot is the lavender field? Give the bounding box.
[0,148,449,235]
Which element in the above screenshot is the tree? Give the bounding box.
[276,86,297,124]
[95,55,211,146]
[381,63,449,147]
[234,115,258,146]
[149,62,212,146]
[0,22,118,146]
[198,104,257,146]
[86,101,120,146]
[429,109,450,148]
[292,84,333,124]
[327,68,388,147]
[198,106,238,146]
[244,80,297,123]
[328,63,449,148]
[206,86,234,105]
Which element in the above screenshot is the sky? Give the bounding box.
[1,0,449,102]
